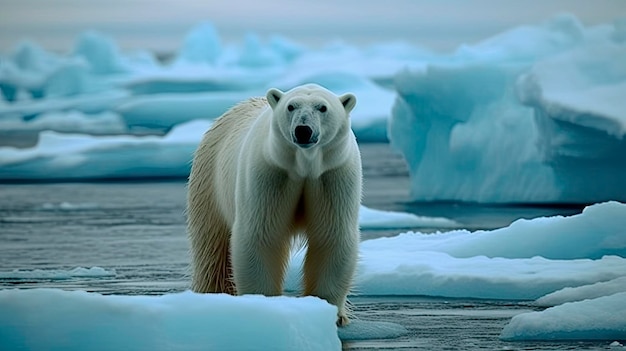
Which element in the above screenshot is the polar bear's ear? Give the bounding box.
[266,88,284,109]
[339,93,357,114]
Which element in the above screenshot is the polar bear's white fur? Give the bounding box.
[187,84,361,325]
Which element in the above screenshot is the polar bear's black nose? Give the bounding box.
[294,125,314,145]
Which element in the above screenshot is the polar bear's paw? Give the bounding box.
[337,315,350,327]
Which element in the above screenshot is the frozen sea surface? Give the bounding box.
[0,144,612,350]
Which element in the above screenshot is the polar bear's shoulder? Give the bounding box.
[227,97,268,117]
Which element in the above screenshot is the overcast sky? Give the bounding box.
[1,0,624,53]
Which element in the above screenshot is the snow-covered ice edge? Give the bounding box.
[0,289,341,351]
[500,292,626,341]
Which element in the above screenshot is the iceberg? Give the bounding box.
[0,41,60,101]
[390,63,556,203]
[0,31,146,102]
[237,33,290,68]
[72,31,128,75]
[389,15,626,203]
[517,38,626,203]
[174,22,222,65]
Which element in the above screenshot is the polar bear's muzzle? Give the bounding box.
[293,125,319,148]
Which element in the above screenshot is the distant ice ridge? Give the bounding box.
[0,110,127,134]
[1,21,411,143]
[390,14,626,203]
[0,119,211,180]
[4,14,624,191]
[0,32,157,101]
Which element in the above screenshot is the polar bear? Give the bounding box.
[187,84,361,325]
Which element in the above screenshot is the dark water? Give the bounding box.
[0,143,606,350]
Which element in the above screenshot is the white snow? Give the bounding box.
[0,289,341,351]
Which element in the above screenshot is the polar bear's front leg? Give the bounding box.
[230,168,298,296]
[230,218,291,296]
[303,232,359,326]
[302,167,361,326]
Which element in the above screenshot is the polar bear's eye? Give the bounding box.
[318,105,327,113]
[287,104,295,112]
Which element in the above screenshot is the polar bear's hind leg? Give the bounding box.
[189,208,236,294]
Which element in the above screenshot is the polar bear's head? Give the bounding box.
[266,84,356,149]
